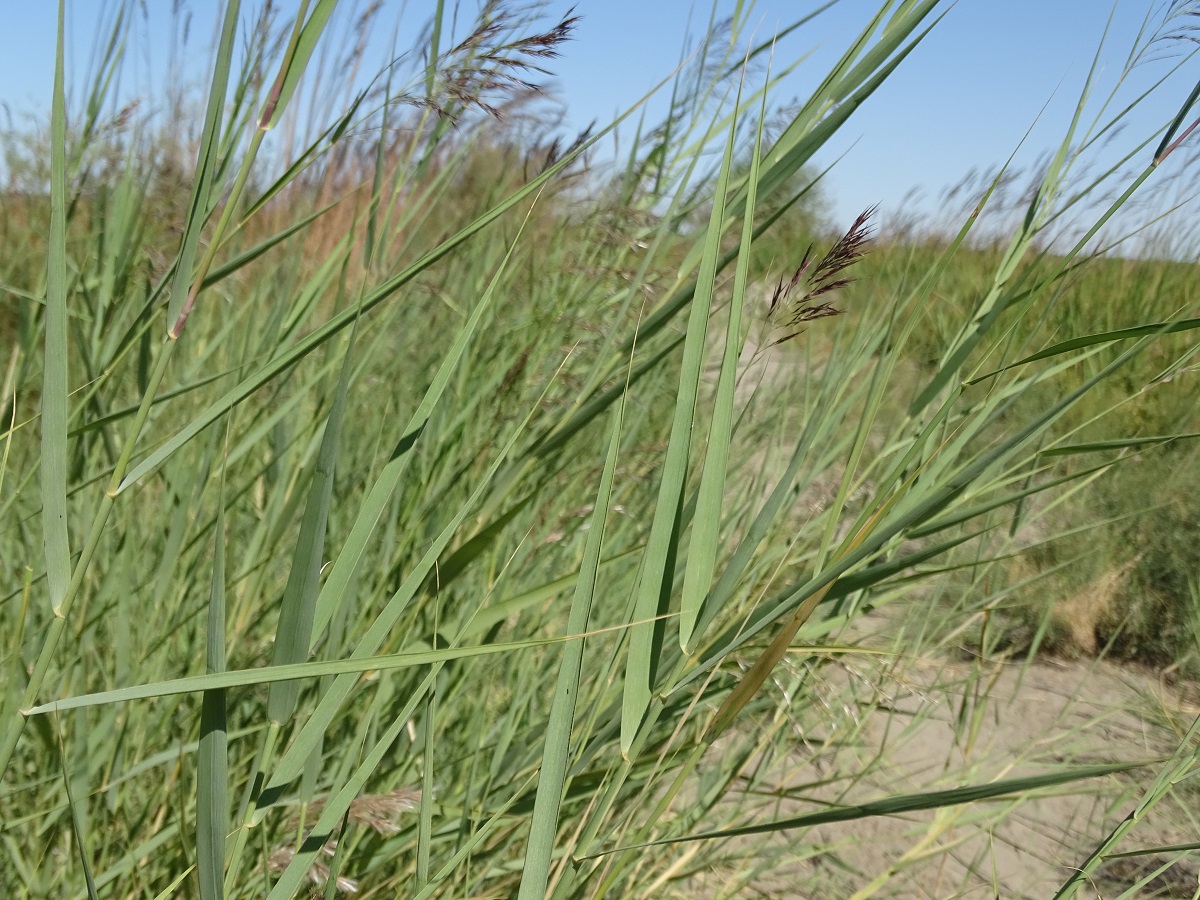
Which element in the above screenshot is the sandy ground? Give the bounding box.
[814,656,1193,898]
[684,639,1200,899]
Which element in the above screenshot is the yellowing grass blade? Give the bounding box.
[258,0,339,131]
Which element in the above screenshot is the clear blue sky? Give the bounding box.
[3,1,1198,239]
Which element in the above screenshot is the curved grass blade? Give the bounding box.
[585,761,1147,857]
[967,316,1200,384]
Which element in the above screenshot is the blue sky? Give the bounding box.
[3,1,1199,239]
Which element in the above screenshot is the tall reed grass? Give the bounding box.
[3,1,1200,896]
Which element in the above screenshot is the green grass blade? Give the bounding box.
[25,637,566,716]
[258,0,339,131]
[41,0,71,613]
[196,498,228,900]
[61,748,98,898]
[1040,432,1200,457]
[679,67,764,653]
[519,398,626,899]
[266,313,358,724]
[200,199,341,291]
[621,101,741,754]
[425,0,445,101]
[413,775,535,900]
[584,761,1148,856]
[165,0,240,336]
[151,867,196,900]
[968,316,1200,383]
[1153,74,1200,163]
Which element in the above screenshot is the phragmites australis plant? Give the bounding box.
[3,1,1200,897]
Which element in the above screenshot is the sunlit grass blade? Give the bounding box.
[584,761,1148,857]
[151,867,197,900]
[266,312,358,724]
[40,0,71,616]
[679,67,764,654]
[621,98,742,754]
[164,0,240,336]
[258,0,338,130]
[196,497,229,900]
[519,397,627,899]
[732,1,943,216]
[968,316,1200,383]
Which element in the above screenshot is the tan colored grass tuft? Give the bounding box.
[268,842,359,894]
[1052,556,1143,656]
[271,788,423,893]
